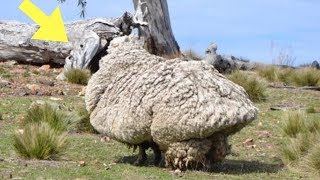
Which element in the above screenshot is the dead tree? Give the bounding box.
[133,0,181,58]
[0,0,181,70]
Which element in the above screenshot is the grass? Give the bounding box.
[64,68,91,85]
[258,66,279,82]
[3,63,320,179]
[306,142,320,175]
[183,49,203,61]
[75,106,96,133]
[24,103,69,132]
[228,71,267,102]
[258,66,293,84]
[258,66,320,87]
[306,106,316,114]
[281,111,307,138]
[290,68,320,86]
[0,92,306,179]
[306,115,320,134]
[280,133,311,164]
[280,111,320,174]
[13,122,67,160]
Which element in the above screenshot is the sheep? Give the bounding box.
[85,35,257,170]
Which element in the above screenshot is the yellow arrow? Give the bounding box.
[19,0,69,42]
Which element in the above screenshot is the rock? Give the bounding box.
[173,169,183,177]
[85,36,258,169]
[17,88,29,96]
[0,79,10,88]
[78,87,86,96]
[49,97,63,101]
[39,65,51,71]
[18,160,28,167]
[78,161,86,167]
[26,84,40,94]
[5,60,18,66]
[243,139,254,147]
[3,171,13,179]
[56,90,65,96]
[17,129,24,135]
[311,60,320,69]
[258,131,271,139]
[100,136,111,143]
[38,78,54,86]
[56,73,66,81]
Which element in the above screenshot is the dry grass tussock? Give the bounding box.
[280,111,320,175]
[228,71,267,102]
[64,68,91,85]
[258,66,320,87]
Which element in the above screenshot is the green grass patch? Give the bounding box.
[24,103,69,132]
[280,111,320,175]
[290,68,320,87]
[65,68,91,85]
[280,133,311,164]
[14,122,67,160]
[306,106,317,114]
[75,106,96,134]
[258,66,293,84]
[281,111,307,138]
[306,142,320,175]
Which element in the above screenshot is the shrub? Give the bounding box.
[14,122,66,160]
[64,69,91,85]
[290,68,320,86]
[75,106,96,133]
[0,111,3,120]
[228,71,267,102]
[24,103,68,132]
[282,111,307,138]
[183,49,203,61]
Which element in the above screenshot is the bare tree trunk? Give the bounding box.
[133,0,181,58]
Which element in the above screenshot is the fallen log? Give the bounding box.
[0,13,132,71]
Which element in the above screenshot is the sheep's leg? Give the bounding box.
[134,145,147,166]
[150,143,162,166]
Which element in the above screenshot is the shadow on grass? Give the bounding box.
[116,155,283,174]
[116,154,162,167]
[208,159,282,174]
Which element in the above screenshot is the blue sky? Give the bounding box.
[1,0,319,65]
